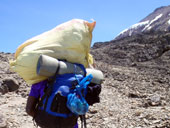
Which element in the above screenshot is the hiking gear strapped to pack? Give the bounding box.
[67,74,93,115]
[37,55,85,77]
[34,63,93,128]
[37,55,104,84]
[10,19,96,85]
[85,68,103,85]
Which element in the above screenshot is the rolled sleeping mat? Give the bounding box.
[37,55,59,77]
[86,68,104,84]
[37,55,84,77]
[59,61,85,75]
[37,55,104,84]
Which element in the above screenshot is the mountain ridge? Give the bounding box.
[115,5,170,40]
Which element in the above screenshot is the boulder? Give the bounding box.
[0,114,7,128]
[2,78,19,92]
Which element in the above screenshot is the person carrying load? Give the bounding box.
[10,19,104,128]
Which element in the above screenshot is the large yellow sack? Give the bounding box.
[10,19,96,85]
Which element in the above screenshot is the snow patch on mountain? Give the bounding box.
[115,6,170,40]
[168,19,170,25]
[131,21,149,29]
[118,14,163,36]
[118,20,149,36]
[118,29,128,36]
[142,14,163,31]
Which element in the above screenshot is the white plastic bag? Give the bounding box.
[10,19,96,85]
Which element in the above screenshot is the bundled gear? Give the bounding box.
[67,74,93,115]
[37,55,104,85]
[10,19,101,128]
[33,62,102,128]
[10,19,96,85]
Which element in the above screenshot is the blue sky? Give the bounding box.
[0,0,170,53]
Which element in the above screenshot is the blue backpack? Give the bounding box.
[34,64,92,128]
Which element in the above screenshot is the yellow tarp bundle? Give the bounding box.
[10,19,96,85]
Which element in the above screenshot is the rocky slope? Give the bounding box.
[1,5,170,128]
[91,32,170,128]
[116,5,170,40]
[0,32,170,128]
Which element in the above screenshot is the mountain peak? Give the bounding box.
[153,5,170,13]
[116,5,170,40]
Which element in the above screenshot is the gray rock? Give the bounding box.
[2,78,19,92]
[0,83,9,94]
[0,114,7,128]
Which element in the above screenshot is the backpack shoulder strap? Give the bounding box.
[34,63,60,118]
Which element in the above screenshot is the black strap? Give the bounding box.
[43,63,61,110]
[43,83,53,110]
[80,115,87,128]
[33,62,60,119]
